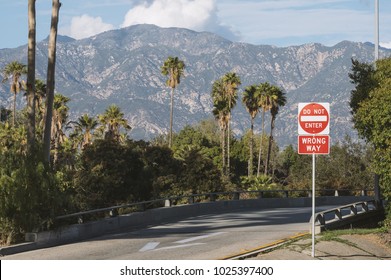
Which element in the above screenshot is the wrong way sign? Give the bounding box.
[298,135,330,154]
[298,103,330,135]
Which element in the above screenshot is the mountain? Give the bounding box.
[1,24,390,147]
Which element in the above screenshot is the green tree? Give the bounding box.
[0,124,65,244]
[74,139,145,209]
[316,139,372,195]
[222,72,241,175]
[98,104,131,142]
[34,79,47,138]
[179,149,223,195]
[212,78,229,175]
[70,114,98,149]
[161,56,185,148]
[349,58,376,117]
[256,82,273,176]
[2,61,27,126]
[352,57,391,201]
[242,85,261,176]
[52,94,70,166]
[0,106,11,122]
[265,85,286,175]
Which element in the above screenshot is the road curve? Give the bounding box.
[1,206,325,260]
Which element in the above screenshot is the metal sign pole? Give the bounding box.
[312,153,316,258]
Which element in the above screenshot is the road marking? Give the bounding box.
[139,242,160,252]
[155,243,205,251]
[174,232,226,244]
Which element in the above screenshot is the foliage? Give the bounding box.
[350,57,391,203]
[179,149,223,195]
[98,104,131,142]
[241,175,277,191]
[0,125,65,244]
[73,139,145,210]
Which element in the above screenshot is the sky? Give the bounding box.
[1,0,391,50]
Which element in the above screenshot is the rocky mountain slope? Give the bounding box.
[1,24,390,146]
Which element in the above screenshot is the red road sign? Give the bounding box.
[298,135,330,154]
[298,103,330,135]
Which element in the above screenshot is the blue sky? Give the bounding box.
[1,0,390,49]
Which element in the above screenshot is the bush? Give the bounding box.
[74,139,146,210]
[0,153,65,244]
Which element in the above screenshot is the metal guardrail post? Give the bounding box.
[284,191,289,198]
[164,199,171,207]
[109,209,118,217]
[233,192,240,200]
[334,209,342,220]
[362,202,369,212]
[188,196,194,204]
[210,194,216,202]
[350,205,357,215]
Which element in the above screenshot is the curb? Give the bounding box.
[219,232,309,260]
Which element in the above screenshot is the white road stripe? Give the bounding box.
[139,242,160,252]
[174,232,225,244]
[155,243,205,251]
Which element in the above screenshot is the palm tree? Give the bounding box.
[34,79,47,137]
[256,82,273,177]
[221,72,241,175]
[161,56,185,148]
[2,61,27,126]
[265,86,286,175]
[43,0,61,164]
[242,84,261,177]
[98,104,131,142]
[52,93,70,165]
[70,114,98,149]
[26,0,37,153]
[212,79,230,175]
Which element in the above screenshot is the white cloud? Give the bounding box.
[60,14,114,40]
[120,0,239,40]
[381,42,391,49]
[121,0,214,30]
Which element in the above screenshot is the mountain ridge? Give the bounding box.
[1,24,390,146]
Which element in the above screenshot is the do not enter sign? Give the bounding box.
[298,103,330,135]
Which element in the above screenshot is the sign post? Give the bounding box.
[298,102,330,258]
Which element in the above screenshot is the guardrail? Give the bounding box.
[312,199,384,233]
[56,188,373,224]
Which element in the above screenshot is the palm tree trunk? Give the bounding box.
[249,117,254,177]
[169,87,174,148]
[257,109,266,177]
[27,0,36,153]
[265,116,276,175]
[43,0,61,164]
[12,93,16,126]
[227,113,231,177]
[221,126,226,175]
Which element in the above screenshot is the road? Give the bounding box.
[1,206,324,260]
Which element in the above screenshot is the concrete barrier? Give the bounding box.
[0,196,373,256]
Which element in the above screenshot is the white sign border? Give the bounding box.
[298,102,330,135]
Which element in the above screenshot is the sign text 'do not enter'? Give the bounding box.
[298,103,330,135]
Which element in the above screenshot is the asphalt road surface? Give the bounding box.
[1,206,324,260]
